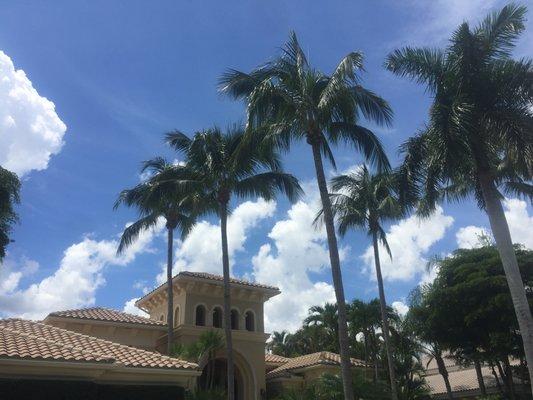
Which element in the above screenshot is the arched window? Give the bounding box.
[159,314,165,322]
[245,311,255,332]
[230,309,239,330]
[212,307,223,328]
[195,305,206,326]
[174,307,180,327]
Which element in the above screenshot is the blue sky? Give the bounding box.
[0,0,531,331]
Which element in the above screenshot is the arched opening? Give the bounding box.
[198,358,245,400]
[174,306,180,327]
[245,311,255,332]
[230,309,239,330]
[195,305,206,326]
[212,307,223,328]
[159,314,165,322]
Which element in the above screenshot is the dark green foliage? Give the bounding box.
[0,167,20,261]
[409,245,533,363]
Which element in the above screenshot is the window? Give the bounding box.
[212,307,223,328]
[174,307,180,327]
[230,309,239,330]
[195,305,206,326]
[159,314,165,322]
[245,311,255,332]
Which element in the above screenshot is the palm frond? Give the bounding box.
[117,213,159,255]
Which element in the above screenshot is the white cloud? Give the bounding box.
[123,298,149,317]
[504,198,533,249]
[251,189,340,333]
[0,51,66,177]
[453,198,533,251]
[155,198,276,283]
[392,300,409,317]
[0,222,162,320]
[456,225,490,249]
[361,207,454,282]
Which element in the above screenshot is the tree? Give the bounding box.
[304,302,339,351]
[386,4,533,387]
[0,166,20,262]
[166,126,302,400]
[406,285,454,400]
[115,158,196,353]
[174,330,225,391]
[268,331,293,357]
[327,165,402,399]
[220,32,393,400]
[412,245,533,397]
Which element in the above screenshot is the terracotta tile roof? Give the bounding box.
[0,319,196,370]
[137,271,279,305]
[48,307,165,327]
[265,353,290,364]
[266,351,365,379]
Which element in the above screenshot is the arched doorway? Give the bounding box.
[198,358,245,400]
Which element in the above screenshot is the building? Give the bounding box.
[1,271,361,399]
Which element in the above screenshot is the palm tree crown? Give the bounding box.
[329,165,403,257]
[386,4,532,213]
[219,32,392,172]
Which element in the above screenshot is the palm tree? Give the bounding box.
[0,166,20,261]
[385,4,533,387]
[328,165,402,399]
[268,330,293,357]
[304,302,339,351]
[114,158,196,354]
[219,32,393,400]
[165,126,302,400]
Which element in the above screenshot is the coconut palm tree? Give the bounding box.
[114,158,196,354]
[385,4,533,387]
[327,165,402,399]
[165,126,302,400]
[268,330,293,357]
[219,32,393,400]
[304,302,339,351]
[0,166,20,261]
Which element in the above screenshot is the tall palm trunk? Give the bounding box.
[309,138,355,400]
[474,358,487,396]
[479,173,533,390]
[166,225,174,354]
[372,231,398,400]
[434,351,453,400]
[219,202,235,400]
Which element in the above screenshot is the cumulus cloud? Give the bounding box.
[504,198,533,249]
[453,198,533,251]
[361,207,454,282]
[456,225,491,249]
[251,188,341,333]
[0,222,162,320]
[0,51,66,176]
[123,298,149,317]
[392,300,409,317]
[154,198,276,283]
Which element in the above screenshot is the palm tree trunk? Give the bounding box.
[435,352,453,400]
[479,173,533,390]
[309,139,355,400]
[166,226,174,354]
[372,231,398,400]
[219,202,235,400]
[474,358,487,396]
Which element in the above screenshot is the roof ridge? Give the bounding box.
[0,323,115,363]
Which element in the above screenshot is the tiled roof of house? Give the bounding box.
[266,351,365,379]
[265,353,290,364]
[0,319,197,370]
[137,271,279,305]
[47,307,165,327]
